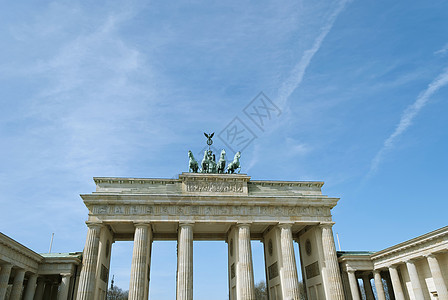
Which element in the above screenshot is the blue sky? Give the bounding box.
[1,0,447,298]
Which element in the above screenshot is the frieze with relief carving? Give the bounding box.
[184,180,244,193]
[91,204,332,219]
[179,173,250,195]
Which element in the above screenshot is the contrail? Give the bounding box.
[368,67,448,176]
[277,0,352,109]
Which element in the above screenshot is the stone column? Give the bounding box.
[42,282,52,299]
[176,223,193,300]
[362,274,374,300]
[373,270,386,300]
[10,268,25,300]
[50,283,59,300]
[58,273,72,300]
[237,224,255,300]
[279,223,300,299]
[426,254,448,300]
[23,273,38,300]
[384,273,396,300]
[320,223,344,300]
[388,266,405,300]
[0,264,13,300]
[406,260,425,300]
[129,223,151,300]
[76,222,102,300]
[33,278,45,300]
[347,270,361,300]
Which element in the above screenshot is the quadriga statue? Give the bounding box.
[217,149,226,174]
[188,150,199,173]
[227,151,241,174]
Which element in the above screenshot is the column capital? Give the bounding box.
[387,264,399,270]
[0,263,13,270]
[423,253,436,259]
[236,222,252,228]
[319,222,335,228]
[347,269,356,274]
[373,269,381,275]
[278,222,294,229]
[85,221,103,229]
[178,222,194,227]
[133,222,151,228]
[60,273,72,277]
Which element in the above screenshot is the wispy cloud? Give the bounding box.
[276,0,352,109]
[245,0,351,170]
[368,67,448,176]
[435,43,448,56]
[2,4,168,180]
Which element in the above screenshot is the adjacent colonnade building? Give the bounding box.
[0,233,81,300]
[338,226,448,300]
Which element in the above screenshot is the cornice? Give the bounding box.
[42,256,81,265]
[0,233,43,263]
[93,176,324,188]
[250,180,324,189]
[81,193,339,207]
[371,226,448,260]
[94,177,180,185]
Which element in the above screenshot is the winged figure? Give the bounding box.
[204,132,214,146]
[204,132,214,139]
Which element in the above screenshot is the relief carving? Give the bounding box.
[184,181,244,193]
[91,204,332,219]
[114,206,124,214]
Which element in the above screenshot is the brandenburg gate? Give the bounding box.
[75,136,345,300]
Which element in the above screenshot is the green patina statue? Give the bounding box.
[188,132,241,174]
[201,150,209,173]
[217,149,226,173]
[227,151,241,174]
[207,150,217,173]
[188,150,199,173]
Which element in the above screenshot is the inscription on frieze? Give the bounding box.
[92,204,331,219]
[184,181,244,193]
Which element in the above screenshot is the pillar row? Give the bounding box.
[279,223,301,299]
[237,224,255,300]
[388,266,405,300]
[362,274,374,300]
[373,270,386,300]
[76,222,102,300]
[347,270,361,300]
[10,268,25,300]
[177,223,193,300]
[426,254,448,300]
[23,273,38,300]
[129,223,152,300]
[321,223,344,300]
[0,264,13,300]
[58,273,71,300]
[33,277,45,300]
[406,260,425,300]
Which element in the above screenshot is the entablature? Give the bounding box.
[93,173,326,197]
[0,232,43,272]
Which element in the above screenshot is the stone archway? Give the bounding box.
[76,173,344,300]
